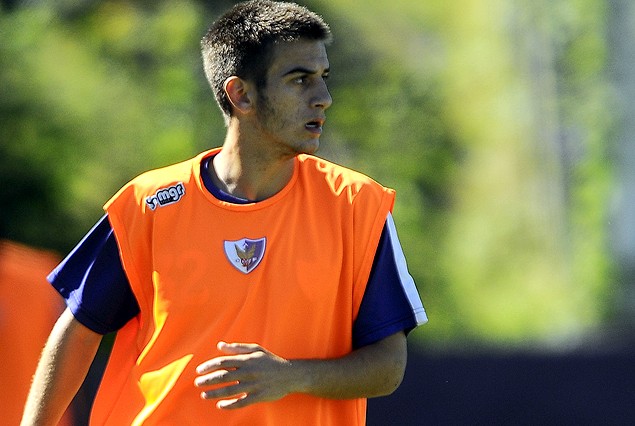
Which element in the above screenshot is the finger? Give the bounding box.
[217,388,273,410]
[216,393,248,410]
[196,359,229,374]
[196,354,247,374]
[196,343,266,374]
[194,369,233,388]
[218,341,263,355]
[199,382,244,400]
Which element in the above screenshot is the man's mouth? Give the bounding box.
[305,119,324,133]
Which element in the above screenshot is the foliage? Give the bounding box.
[0,0,616,349]
[423,0,614,346]
[0,1,220,252]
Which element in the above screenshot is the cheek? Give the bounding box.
[258,88,304,130]
[264,100,298,129]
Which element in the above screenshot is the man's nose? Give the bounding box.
[312,80,332,110]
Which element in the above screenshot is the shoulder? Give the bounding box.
[298,154,376,184]
[297,154,395,204]
[104,153,202,212]
[129,158,193,194]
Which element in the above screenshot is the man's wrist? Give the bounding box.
[285,359,316,395]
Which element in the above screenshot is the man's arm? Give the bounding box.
[21,308,103,426]
[194,331,407,409]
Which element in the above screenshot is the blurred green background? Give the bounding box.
[2,0,633,352]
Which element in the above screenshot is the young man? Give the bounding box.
[22,1,427,425]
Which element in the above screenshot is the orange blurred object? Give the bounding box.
[0,240,73,425]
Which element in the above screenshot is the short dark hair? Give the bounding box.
[201,0,331,122]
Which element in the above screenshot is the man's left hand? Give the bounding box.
[194,341,297,409]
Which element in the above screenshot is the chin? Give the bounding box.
[298,139,320,155]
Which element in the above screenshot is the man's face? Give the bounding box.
[253,39,332,156]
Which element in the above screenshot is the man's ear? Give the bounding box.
[224,76,253,114]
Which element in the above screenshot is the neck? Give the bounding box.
[210,121,295,202]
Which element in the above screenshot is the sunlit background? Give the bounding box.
[2,0,634,423]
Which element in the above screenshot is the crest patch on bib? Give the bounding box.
[224,238,266,274]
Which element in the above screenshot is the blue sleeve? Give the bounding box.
[352,213,428,349]
[47,214,140,334]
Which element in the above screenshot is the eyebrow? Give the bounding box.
[283,66,330,77]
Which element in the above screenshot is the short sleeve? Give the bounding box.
[352,213,427,349]
[47,215,140,334]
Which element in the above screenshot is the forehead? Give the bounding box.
[267,39,329,77]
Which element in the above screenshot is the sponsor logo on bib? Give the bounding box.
[145,182,185,210]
